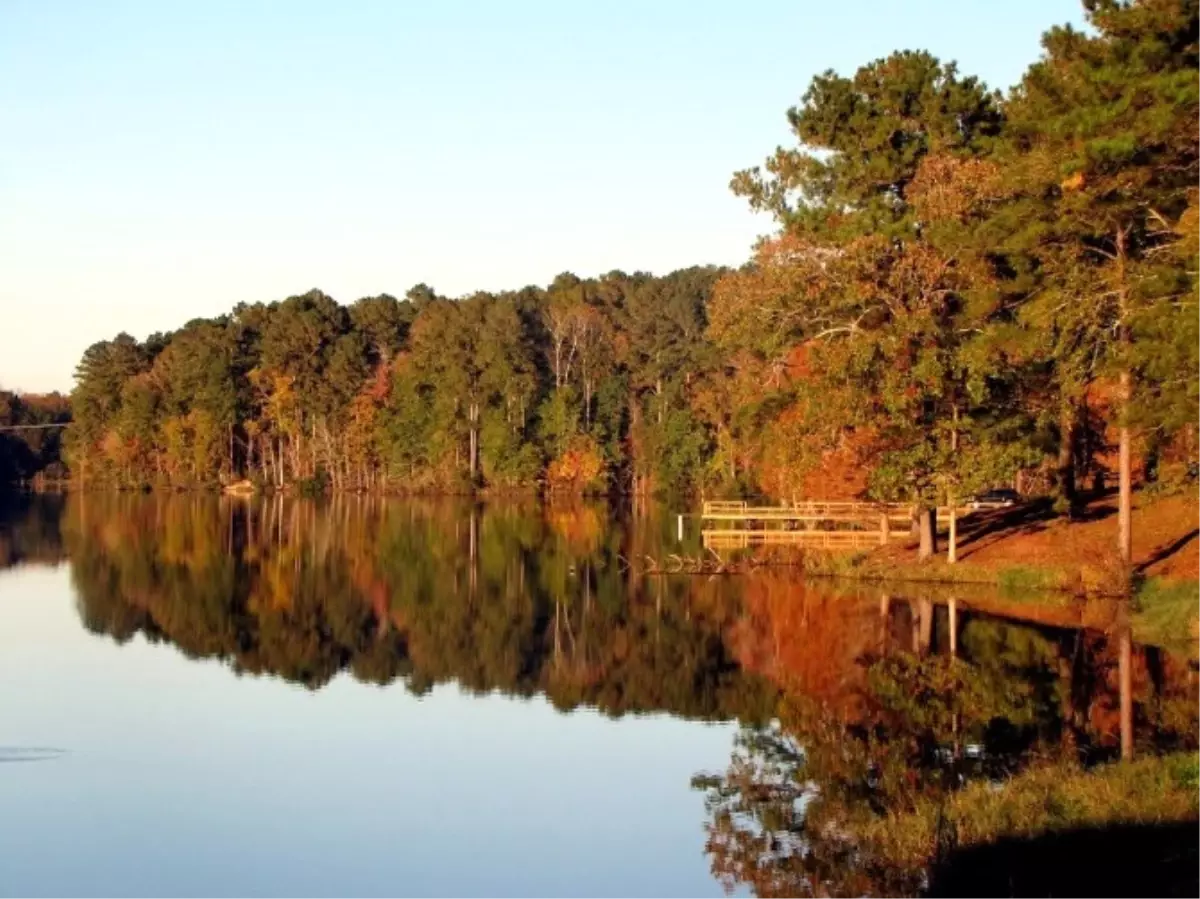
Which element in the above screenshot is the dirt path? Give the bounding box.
[872,490,1198,587]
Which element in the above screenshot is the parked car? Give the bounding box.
[969,488,1021,509]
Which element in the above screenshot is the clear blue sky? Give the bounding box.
[0,0,1084,393]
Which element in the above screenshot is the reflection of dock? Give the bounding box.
[879,592,1135,759]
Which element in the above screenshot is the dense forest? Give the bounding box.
[0,391,69,487]
[32,2,1200,556]
[66,268,724,497]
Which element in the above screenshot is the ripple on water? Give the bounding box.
[0,747,67,763]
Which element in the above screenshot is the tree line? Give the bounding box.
[66,268,721,497]
[709,0,1197,560]
[58,0,1199,563]
[0,390,69,487]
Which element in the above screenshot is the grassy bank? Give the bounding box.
[744,490,1200,600]
[794,549,1089,594]
[870,753,1200,865]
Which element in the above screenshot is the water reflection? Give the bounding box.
[56,493,777,720]
[0,491,66,569]
[695,583,1198,897]
[0,494,1195,896]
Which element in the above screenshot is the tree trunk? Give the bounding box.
[468,402,479,481]
[1056,401,1079,515]
[947,499,958,564]
[948,405,960,563]
[1118,371,1133,566]
[918,507,937,560]
[1116,226,1133,570]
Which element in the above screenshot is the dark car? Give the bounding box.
[969,488,1021,509]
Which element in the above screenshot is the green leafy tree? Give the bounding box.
[988,0,1199,561]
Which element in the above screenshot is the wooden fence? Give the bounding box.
[695,498,1016,550]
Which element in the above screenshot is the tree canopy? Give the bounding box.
[54,0,1198,571]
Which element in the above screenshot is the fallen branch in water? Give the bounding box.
[631,549,781,575]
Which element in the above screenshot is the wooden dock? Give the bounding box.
[701,499,913,525]
[702,528,899,551]
[695,499,1012,551]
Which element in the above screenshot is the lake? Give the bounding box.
[0,494,1195,897]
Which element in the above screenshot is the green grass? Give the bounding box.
[1134,576,1199,654]
[996,563,1068,598]
[860,752,1200,880]
[796,552,1077,594]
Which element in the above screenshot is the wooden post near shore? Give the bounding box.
[879,513,890,546]
[677,514,684,542]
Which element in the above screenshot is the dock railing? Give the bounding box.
[695,498,1016,549]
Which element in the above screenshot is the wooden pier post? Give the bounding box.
[677,514,684,542]
[879,513,890,546]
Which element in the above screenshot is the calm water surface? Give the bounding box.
[1,497,747,897]
[0,495,1195,897]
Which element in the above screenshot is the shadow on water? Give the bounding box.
[929,822,1200,898]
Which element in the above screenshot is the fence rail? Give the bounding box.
[700,499,1013,522]
[695,498,1019,552]
[702,528,906,551]
[0,422,70,431]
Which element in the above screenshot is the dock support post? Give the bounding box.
[879,513,890,546]
[677,514,684,542]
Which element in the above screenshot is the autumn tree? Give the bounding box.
[717,51,1004,557]
[988,0,1199,563]
[0,391,70,486]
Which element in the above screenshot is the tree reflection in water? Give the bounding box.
[2,493,1195,896]
[694,580,1199,897]
[53,493,779,719]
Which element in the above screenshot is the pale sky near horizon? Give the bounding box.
[1,0,1084,393]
